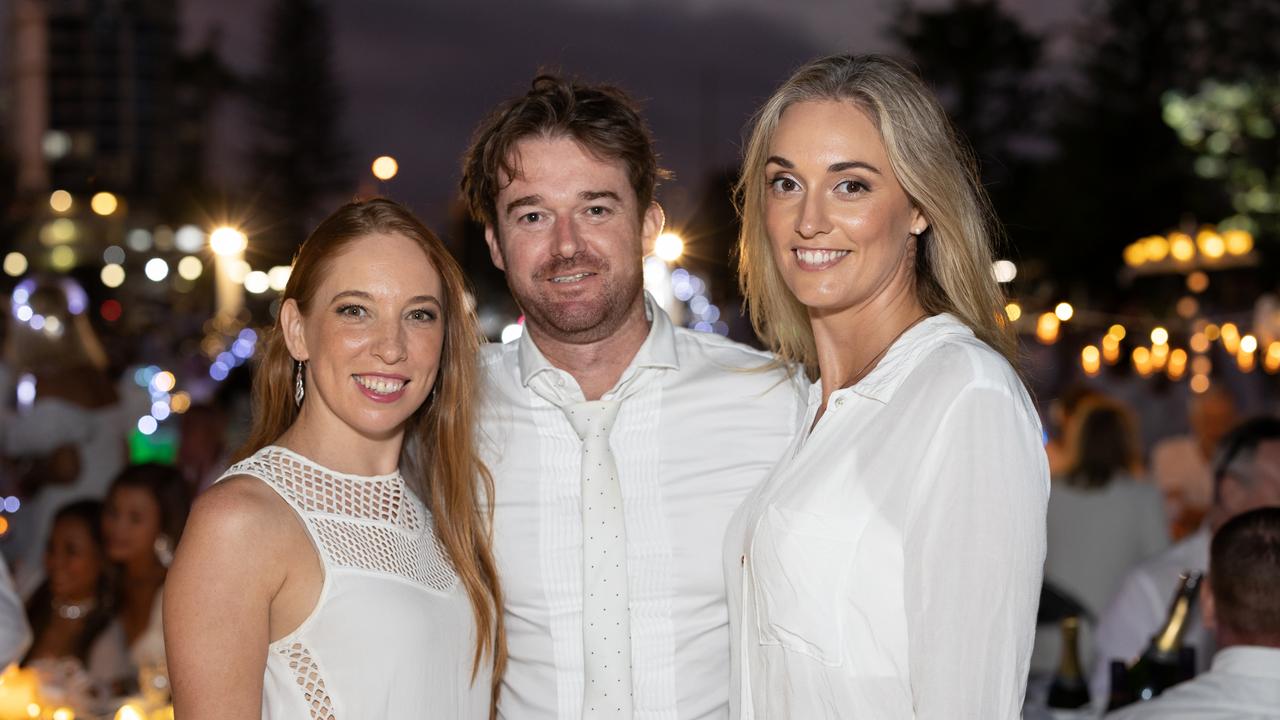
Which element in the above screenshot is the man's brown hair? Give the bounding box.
[460,74,668,228]
[1210,506,1280,643]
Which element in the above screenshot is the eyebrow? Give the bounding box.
[766,155,882,175]
[505,195,542,216]
[329,290,442,307]
[505,190,623,216]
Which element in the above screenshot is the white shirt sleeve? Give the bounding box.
[0,558,32,666]
[3,400,95,456]
[904,384,1049,719]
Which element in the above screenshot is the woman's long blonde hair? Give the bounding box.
[236,198,505,706]
[736,54,1016,376]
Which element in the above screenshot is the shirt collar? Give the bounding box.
[825,313,975,405]
[1210,645,1280,679]
[516,291,680,390]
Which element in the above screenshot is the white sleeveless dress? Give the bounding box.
[218,445,491,719]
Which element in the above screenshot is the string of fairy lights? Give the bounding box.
[1004,224,1279,391]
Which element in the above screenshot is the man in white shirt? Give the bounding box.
[460,75,806,719]
[1092,417,1280,703]
[1105,506,1280,719]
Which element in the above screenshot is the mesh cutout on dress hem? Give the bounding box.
[279,642,337,720]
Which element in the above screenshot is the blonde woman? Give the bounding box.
[725,54,1049,718]
[166,199,504,718]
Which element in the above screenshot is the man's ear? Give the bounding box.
[641,201,666,256]
[280,298,309,362]
[484,225,506,272]
[1200,575,1217,632]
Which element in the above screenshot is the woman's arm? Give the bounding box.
[905,384,1050,719]
[164,476,292,719]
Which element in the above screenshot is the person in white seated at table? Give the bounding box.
[1033,397,1168,675]
[1091,416,1280,703]
[727,53,1048,719]
[165,199,504,718]
[1105,506,1280,719]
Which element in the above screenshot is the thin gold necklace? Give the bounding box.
[836,313,929,391]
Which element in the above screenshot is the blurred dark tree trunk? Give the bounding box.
[892,0,1046,273]
[169,28,240,222]
[249,0,350,265]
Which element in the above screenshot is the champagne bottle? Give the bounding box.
[1106,571,1203,710]
[1046,616,1090,709]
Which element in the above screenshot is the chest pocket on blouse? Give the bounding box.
[749,504,864,668]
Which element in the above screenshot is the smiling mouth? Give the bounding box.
[549,272,595,284]
[793,248,851,268]
[353,375,406,395]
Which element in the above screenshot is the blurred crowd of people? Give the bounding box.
[1035,374,1280,715]
[0,278,212,713]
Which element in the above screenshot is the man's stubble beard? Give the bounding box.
[514,255,646,346]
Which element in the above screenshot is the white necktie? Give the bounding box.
[564,399,633,718]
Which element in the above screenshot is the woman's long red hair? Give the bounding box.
[235,198,505,709]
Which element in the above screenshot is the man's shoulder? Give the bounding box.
[671,328,809,399]
[671,326,789,374]
[1106,663,1254,720]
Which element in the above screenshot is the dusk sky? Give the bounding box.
[0,0,1090,234]
[176,0,1088,233]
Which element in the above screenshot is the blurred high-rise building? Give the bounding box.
[8,0,180,202]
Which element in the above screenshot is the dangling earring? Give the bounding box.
[154,534,174,568]
[294,360,305,407]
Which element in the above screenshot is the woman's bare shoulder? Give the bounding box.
[181,475,299,558]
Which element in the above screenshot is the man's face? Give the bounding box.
[485,135,661,345]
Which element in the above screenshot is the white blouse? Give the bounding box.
[219,446,491,719]
[725,314,1049,719]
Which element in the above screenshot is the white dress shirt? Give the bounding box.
[1089,528,1213,705]
[480,295,808,720]
[1104,646,1280,719]
[725,314,1049,719]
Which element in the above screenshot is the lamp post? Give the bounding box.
[210,227,248,320]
